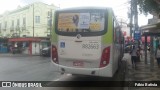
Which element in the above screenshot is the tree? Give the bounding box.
[137,0,160,15]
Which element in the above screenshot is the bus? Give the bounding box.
[51,7,124,77]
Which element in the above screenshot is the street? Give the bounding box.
[0,54,126,90]
[0,55,61,81]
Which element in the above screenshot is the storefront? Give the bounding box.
[141,22,160,69]
[0,38,8,53]
[8,37,49,55]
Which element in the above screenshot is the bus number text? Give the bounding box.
[82,44,99,49]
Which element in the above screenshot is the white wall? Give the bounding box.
[0,2,58,38]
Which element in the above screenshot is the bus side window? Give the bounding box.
[119,30,122,44]
[115,27,120,44]
[113,19,120,44]
[113,19,116,43]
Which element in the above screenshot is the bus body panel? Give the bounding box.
[58,36,102,68]
[52,43,114,77]
[112,43,120,74]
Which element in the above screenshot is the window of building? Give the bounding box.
[23,17,26,25]
[12,20,14,26]
[47,11,52,26]
[48,11,50,16]
[5,21,7,29]
[17,19,20,26]
[35,16,40,23]
[0,23,1,31]
[47,19,51,26]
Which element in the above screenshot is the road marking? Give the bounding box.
[54,79,60,81]
[53,74,71,81]
[66,74,72,76]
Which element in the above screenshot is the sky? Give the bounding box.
[0,0,153,26]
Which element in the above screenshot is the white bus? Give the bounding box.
[51,7,124,77]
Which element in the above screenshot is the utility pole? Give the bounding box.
[150,36,154,71]
[133,0,139,45]
[145,35,148,64]
[121,19,123,28]
[33,4,34,37]
[50,9,52,37]
[130,0,133,38]
[134,0,138,32]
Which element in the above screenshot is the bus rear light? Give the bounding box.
[52,48,56,51]
[52,45,59,64]
[100,47,110,68]
[104,49,109,53]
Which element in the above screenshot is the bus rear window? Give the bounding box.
[55,9,108,36]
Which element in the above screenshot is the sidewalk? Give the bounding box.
[124,53,160,90]
[0,53,40,57]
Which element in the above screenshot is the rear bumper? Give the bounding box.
[51,61,113,77]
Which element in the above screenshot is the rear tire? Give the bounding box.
[118,59,122,72]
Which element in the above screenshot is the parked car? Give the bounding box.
[41,47,51,57]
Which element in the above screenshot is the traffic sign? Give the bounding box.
[134,30,141,40]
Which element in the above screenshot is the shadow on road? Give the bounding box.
[42,61,127,90]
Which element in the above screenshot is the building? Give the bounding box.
[117,18,130,36]
[118,18,131,42]
[0,2,58,38]
[0,2,58,55]
[140,0,160,64]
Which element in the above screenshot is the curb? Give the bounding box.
[0,53,40,57]
[122,57,129,90]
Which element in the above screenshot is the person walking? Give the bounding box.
[130,45,139,69]
[155,45,160,68]
[137,45,142,62]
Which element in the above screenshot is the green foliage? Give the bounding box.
[138,0,160,15]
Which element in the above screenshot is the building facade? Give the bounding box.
[117,18,130,40]
[0,2,58,38]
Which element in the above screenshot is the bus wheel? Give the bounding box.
[118,59,122,68]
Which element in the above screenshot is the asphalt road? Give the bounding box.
[0,54,126,90]
[0,55,61,81]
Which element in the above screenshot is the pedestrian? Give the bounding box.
[136,45,142,62]
[130,45,139,68]
[155,45,160,68]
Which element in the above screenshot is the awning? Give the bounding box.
[8,37,42,42]
[141,23,160,36]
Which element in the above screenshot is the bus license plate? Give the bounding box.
[73,61,84,66]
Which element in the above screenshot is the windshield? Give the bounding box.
[55,9,108,36]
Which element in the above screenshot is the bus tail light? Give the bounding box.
[100,47,110,68]
[52,45,58,64]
